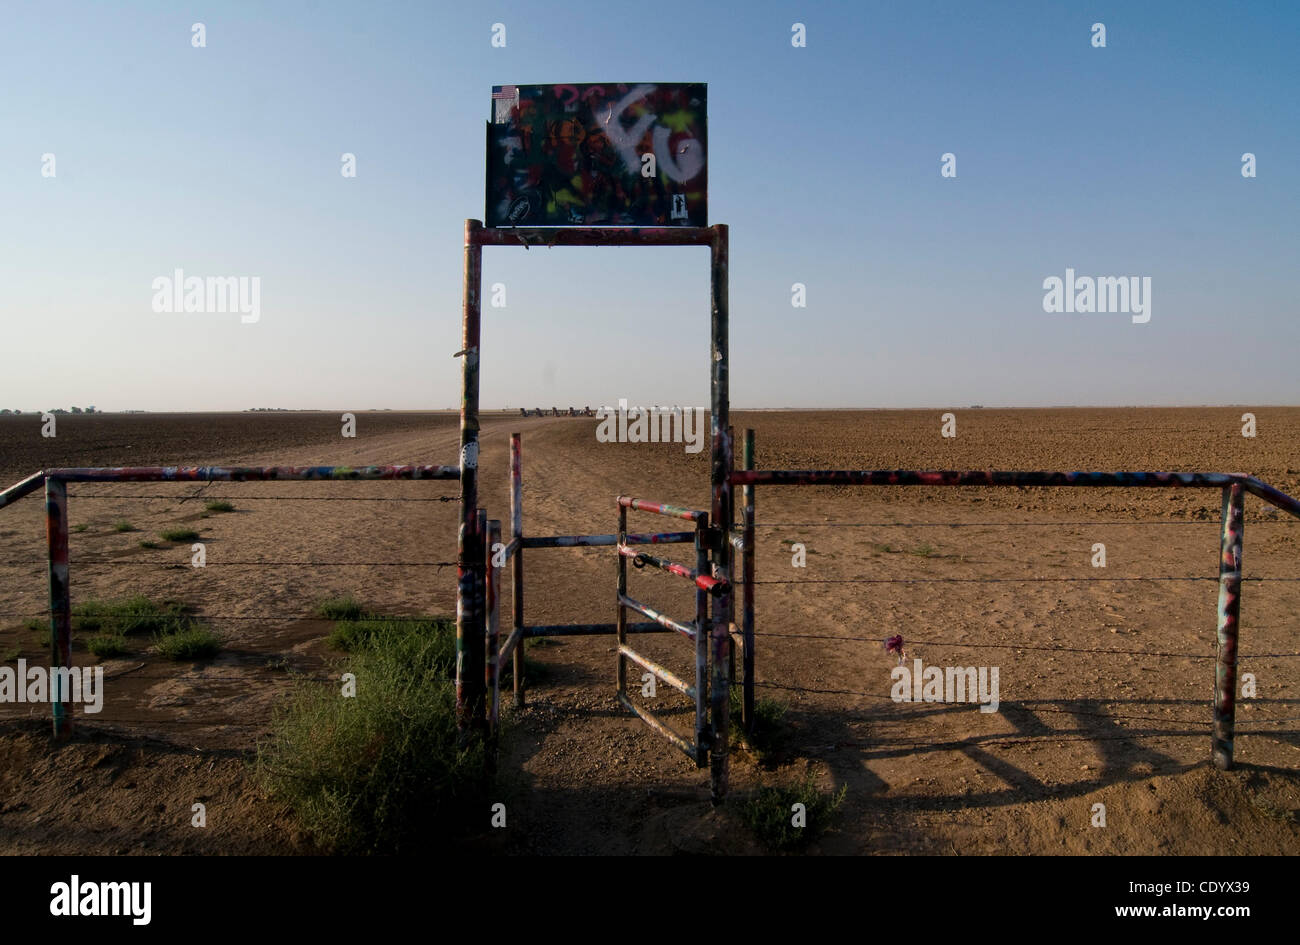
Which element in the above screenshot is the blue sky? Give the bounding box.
[1,0,1296,410]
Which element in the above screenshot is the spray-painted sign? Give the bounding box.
[486,83,707,227]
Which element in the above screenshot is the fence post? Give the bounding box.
[693,515,709,767]
[486,518,502,747]
[616,502,628,700]
[45,476,71,739]
[456,219,486,737]
[510,433,525,706]
[742,428,755,735]
[1213,482,1244,770]
[708,223,731,803]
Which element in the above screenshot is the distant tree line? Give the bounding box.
[0,406,97,415]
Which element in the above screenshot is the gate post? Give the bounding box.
[741,428,755,735]
[708,224,732,803]
[45,476,72,739]
[456,219,487,737]
[1213,482,1244,770]
[510,433,525,706]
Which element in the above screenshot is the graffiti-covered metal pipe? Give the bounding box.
[44,464,461,482]
[473,227,713,248]
[741,428,756,736]
[526,622,671,637]
[616,504,628,699]
[708,224,732,803]
[693,515,710,765]
[731,469,1246,489]
[510,433,525,707]
[1214,483,1245,770]
[485,518,502,740]
[457,220,486,738]
[617,544,728,595]
[618,644,696,699]
[0,470,45,510]
[522,531,695,548]
[45,477,71,738]
[1241,476,1300,520]
[618,594,697,639]
[617,496,707,522]
[617,691,698,761]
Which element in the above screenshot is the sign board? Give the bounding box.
[486,83,707,227]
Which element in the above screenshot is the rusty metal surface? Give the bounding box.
[618,644,696,699]
[617,543,727,594]
[618,495,707,522]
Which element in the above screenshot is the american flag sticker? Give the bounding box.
[492,85,519,124]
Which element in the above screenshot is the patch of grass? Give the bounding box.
[112,520,136,533]
[72,595,219,660]
[159,528,200,543]
[0,646,19,663]
[328,615,456,669]
[203,500,235,513]
[23,617,44,633]
[139,540,160,549]
[740,777,847,852]
[257,623,492,854]
[911,543,936,557]
[73,595,191,636]
[314,595,366,621]
[730,687,790,765]
[873,543,898,554]
[87,635,131,659]
[72,523,89,533]
[154,626,221,660]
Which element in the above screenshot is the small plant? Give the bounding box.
[730,687,790,766]
[88,635,131,659]
[155,626,221,660]
[160,528,200,543]
[740,777,847,852]
[112,520,135,533]
[0,646,19,663]
[258,619,492,853]
[314,595,365,621]
[139,540,160,549]
[911,543,936,557]
[23,617,44,633]
[73,596,191,636]
[72,523,89,533]
[204,500,235,513]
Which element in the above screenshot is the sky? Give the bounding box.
[1,0,1296,411]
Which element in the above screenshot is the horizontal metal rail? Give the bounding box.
[618,544,728,595]
[473,226,716,249]
[617,495,707,522]
[0,471,44,509]
[44,464,461,483]
[618,644,696,698]
[522,531,694,548]
[525,622,672,637]
[616,691,698,761]
[618,593,697,639]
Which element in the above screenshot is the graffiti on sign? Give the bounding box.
[486,83,707,227]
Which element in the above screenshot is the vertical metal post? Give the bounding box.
[616,503,628,698]
[510,433,525,706]
[1213,482,1244,770]
[456,219,486,736]
[485,518,502,741]
[742,428,755,735]
[693,514,709,767]
[45,476,71,738]
[708,223,732,803]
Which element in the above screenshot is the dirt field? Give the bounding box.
[1,408,1298,854]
